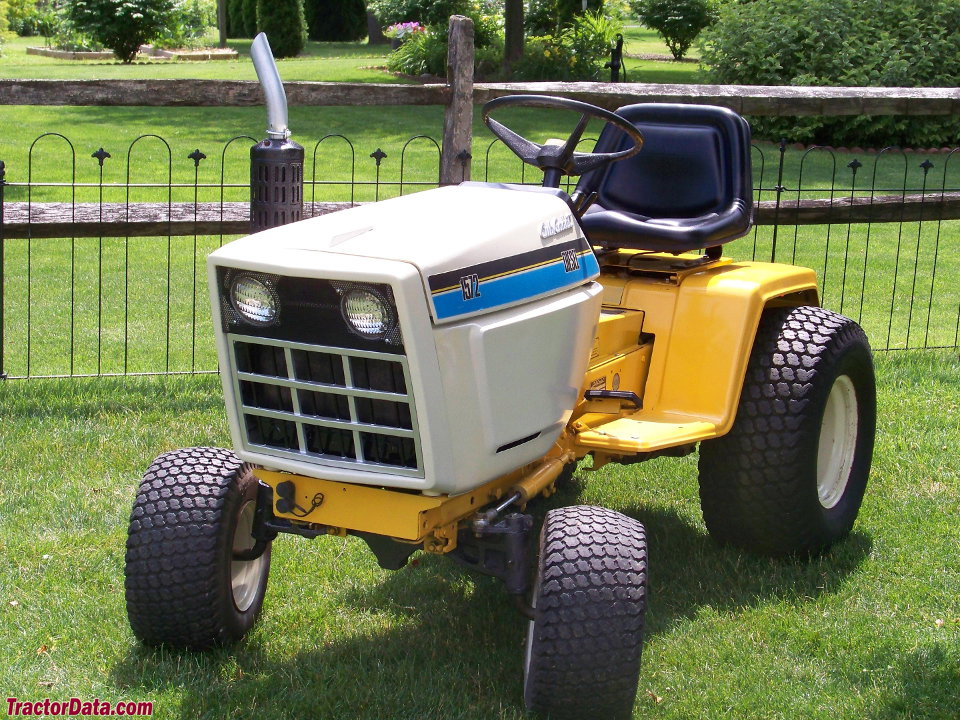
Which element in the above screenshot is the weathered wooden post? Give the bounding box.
[440,15,474,186]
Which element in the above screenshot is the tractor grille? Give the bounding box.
[228,334,422,476]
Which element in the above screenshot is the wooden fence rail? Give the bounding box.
[7,192,960,239]
[3,80,959,116]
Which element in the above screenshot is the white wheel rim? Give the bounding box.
[522,575,539,696]
[231,500,268,612]
[523,612,535,686]
[816,374,859,509]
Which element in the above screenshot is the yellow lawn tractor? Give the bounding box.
[123,92,876,719]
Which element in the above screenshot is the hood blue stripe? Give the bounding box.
[432,253,599,320]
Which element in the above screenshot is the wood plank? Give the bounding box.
[0,79,449,107]
[4,192,960,239]
[1,79,958,117]
[1,201,354,238]
[470,83,960,117]
[755,191,960,225]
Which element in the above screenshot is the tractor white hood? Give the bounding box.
[216,184,599,323]
[208,183,604,493]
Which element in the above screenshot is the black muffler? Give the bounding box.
[249,33,304,232]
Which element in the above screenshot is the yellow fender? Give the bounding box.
[577,259,818,454]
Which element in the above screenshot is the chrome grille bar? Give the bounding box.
[227,333,423,477]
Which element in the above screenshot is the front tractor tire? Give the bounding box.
[125,447,271,648]
[523,506,648,720]
[698,306,876,556]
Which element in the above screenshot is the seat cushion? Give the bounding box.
[575,103,753,253]
[598,124,725,219]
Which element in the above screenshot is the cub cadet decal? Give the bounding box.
[428,237,599,321]
[540,214,574,239]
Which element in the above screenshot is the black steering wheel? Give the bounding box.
[482,94,644,188]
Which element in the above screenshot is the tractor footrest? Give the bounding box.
[574,413,717,453]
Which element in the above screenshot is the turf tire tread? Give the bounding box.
[525,505,647,719]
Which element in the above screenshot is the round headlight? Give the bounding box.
[341,287,394,338]
[230,274,279,325]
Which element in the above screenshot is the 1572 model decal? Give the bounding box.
[428,236,599,320]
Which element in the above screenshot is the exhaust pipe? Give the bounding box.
[251,32,290,140]
[249,33,304,232]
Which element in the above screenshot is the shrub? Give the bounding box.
[305,0,366,41]
[699,0,960,146]
[154,0,217,49]
[15,3,59,37]
[66,0,176,62]
[256,0,305,58]
[7,0,36,35]
[631,0,717,60]
[369,0,469,27]
[241,0,257,36]
[386,24,447,75]
[226,0,244,36]
[389,7,618,81]
[0,0,7,56]
[525,0,604,36]
[370,0,501,44]
[512,10,620,80]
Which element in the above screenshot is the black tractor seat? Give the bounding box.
[575,103,754,254]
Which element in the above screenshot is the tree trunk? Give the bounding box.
[217,0,228,47]
[504,0,524,73]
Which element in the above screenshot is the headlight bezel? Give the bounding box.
[228,272,281,327]
[339,285,398,341]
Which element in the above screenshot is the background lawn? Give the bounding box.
[0,351,957,719]
[0,36,407,83]
[0,33,700,84]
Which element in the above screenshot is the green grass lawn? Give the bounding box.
[621,25,698,61]
[0,32,700,84]
[0,35,409,83]
[0,350,957,719]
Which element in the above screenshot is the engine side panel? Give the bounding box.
[434,282,603,490]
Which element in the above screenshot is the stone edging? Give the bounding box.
[26,47,114,60]
[25,45,239,62]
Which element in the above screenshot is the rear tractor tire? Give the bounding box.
[698,306,876,555]
[523,505,648,720]
[125,447,272,648]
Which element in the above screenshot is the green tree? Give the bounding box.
[368,0,474,26]
[67,0,177,63]
[241,0,257,36]
[0,0,8,57]
[256,0,305,58]
[631,0,717,60]
[700,0,960,146]
[305,0,366,41]
[526,0,603,35]
[6,0,34,34]
[226,0,243,36]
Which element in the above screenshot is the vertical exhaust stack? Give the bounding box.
[249,33,304,232]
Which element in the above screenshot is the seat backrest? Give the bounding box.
[577,103,752,221]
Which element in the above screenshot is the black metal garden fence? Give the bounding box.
[1,131,958,380]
